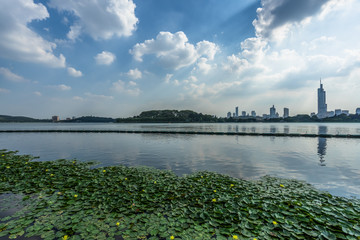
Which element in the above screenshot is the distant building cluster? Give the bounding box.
[226,79,360,119]
[226,105,289,120]
[52,116,76,122]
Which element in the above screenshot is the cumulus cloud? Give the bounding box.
[0,67,26,82]
[49,0,138,40]
[112,80,140,96]
[95,51,116,65]
[67,67,83,77]
[130,31,219,70]
[223,54,250,74]
[33,91,42,96]
[164,74,173,84]
[127,68,142,79]
[0,0,66,67]
[194,58,215,75]
[253,0,330,41]
[221,0,359,87]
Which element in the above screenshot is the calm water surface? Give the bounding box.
[0,122,359,198]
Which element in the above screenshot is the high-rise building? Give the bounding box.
[242,111,246,117]
[52,116,59,122]
[317,80,327,119]
[235,107,239,118]
[270,105,276,118]
[356,108,360,115]
[251,111,256,117]
[341,110,349,116]
[227,112,231,118]
[283,108,289,118]
[335,109,342,116]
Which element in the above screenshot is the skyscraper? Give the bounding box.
[317,80,327,119]
[270,105,276,118]
[283,108,289,118]
[235,107,239,118]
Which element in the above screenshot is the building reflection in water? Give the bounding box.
[318,126,328,166]
[284,125,289,134]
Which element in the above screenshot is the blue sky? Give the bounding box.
[1,0,360,119]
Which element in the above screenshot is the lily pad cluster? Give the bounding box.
[1,150,360,240]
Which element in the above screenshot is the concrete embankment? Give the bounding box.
[1,130,360,138]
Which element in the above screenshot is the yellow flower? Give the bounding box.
[230,184,235,187]
[253,238,258,240]
[201,176,203,178]
[25,162,28,164]
[154,181,157,184]
[58,192,62,195]
[72,161,76,164]
[125,178,127,180]
[63,235,68,240]
[280,184,284,188]
[6,166,10,169]
[50,174,54,177]
[45,169,49,172]
[170,236,175,240]
[103,170,106,173]
[273,221,278,225]
[116,222,120,226]
[1,154,4,157]
[212,198,216,202]
[74,194,78,198]
[213,190,217,193]
[233,235,238,239]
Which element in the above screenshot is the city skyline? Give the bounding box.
[1,0,360,118]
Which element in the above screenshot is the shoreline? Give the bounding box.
[1,129,360,138]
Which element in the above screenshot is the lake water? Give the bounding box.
[1,122,360,198]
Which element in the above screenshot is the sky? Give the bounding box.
[1,0,360,119]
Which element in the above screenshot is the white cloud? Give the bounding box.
[112,80,140,96]
[0,88,10,93]
[130,31,219,70]
[0,0,66,67]
[253,0,331,42]
[128,81,137,86]
[33,91,42,96]
[67,25,82,41]
[127,68,142,79]
[49,0,138,40]
[95,51,116,65]
[220,0,360,89]
[196,41,219,60]
[84,92,114,100]
[0,67,26,82]
[67,67,83,77]
[195,58,214,75]
[164,74,173,83]
[72,96,84,101]
[52,84,71,91]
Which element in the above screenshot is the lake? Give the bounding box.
[0,122,360,198]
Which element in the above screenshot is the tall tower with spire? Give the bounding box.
[317,79,327,119]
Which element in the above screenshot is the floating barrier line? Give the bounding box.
[0,130,360,138]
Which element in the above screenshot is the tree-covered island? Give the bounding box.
[116,110,218,123]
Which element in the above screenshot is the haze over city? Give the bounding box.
[1,0,360,118]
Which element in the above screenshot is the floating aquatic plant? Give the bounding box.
[1,150,360,239]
